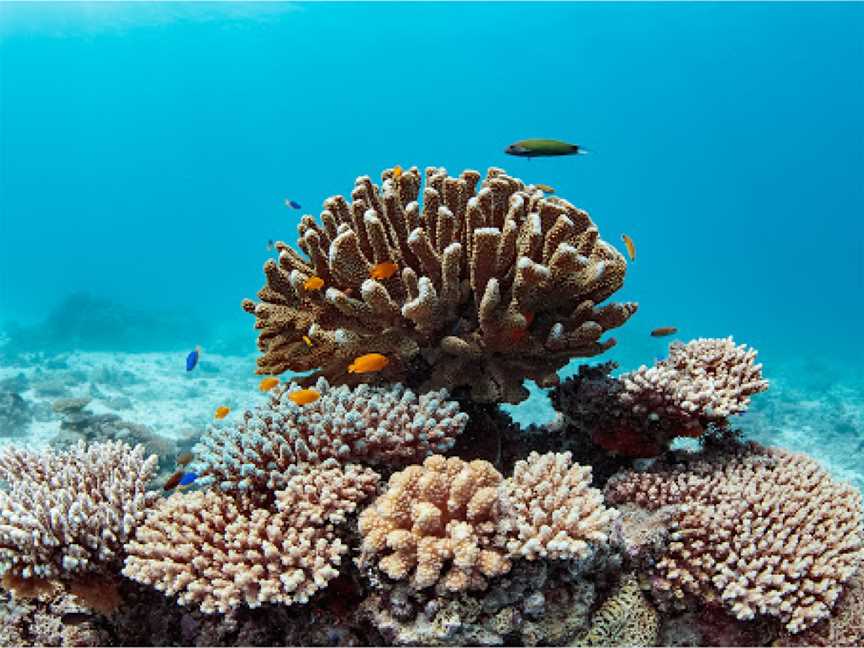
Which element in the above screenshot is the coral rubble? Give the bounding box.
[243,166,636,403]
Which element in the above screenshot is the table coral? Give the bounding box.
[243,166,636,403]
[358,455,511,593]
[123,460,379,613]
[0,441,158,584]
[191,377,466,498]
[500,451,618,561]
[605,444,864,633]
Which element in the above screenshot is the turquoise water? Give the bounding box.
[1,4,862,439]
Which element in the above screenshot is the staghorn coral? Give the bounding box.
[0,440,158,583]
[500,451,618,561]
[573,573,659,646]
[243,166,636,403]
[605,444,864,633]
[123,460,379,614]
[192,377,466,498]
[358,455,511,593]
[552,338,768,458]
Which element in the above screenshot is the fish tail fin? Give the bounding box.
[577,147,589,155]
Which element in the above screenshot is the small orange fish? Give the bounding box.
[651,327,678,337]
[393,165,402,179]
[288,388,320,406]
[370,261,398,280]
[214,406,230,419]
[535,183,555,194]
[163,470,184,492]
[348,353,389,374]
[304,276,324,291]
[259,376,280,392]
[523,311,535,326]
[621,234,636,262]
[176,451,194,467]
[302,335,313,348]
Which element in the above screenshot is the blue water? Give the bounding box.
[1,2,862,373]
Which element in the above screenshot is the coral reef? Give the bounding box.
[0,389,32,436]
[0,441,158,583]
[243,166,636,403]
[192,378,467,498]
[605,443,864,633]
[575,573,659,646]
[123,460,379,613]
[552,337,768,458]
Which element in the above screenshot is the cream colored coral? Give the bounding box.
[501,452,618,560]
[0,441,158,581]
[123,460,379,613]
[606,445,864,633]
[358,455,511,592]
[243,166,636,403]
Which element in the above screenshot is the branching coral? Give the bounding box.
[191,377,466,498]
[358,455,511,593]
[0,441,158,583]
[500,451,618,561]
[605,444,864,633]
[552,337,768,458]
[243,166,636,403]
[123,460,379,613]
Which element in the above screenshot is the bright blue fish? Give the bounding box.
[185,346,200,372]
[285,199,302,209]
[178,472,198,486]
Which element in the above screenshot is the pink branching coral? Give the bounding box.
[552,337,768,458]
[243,166,636,403]
[605,444,864,633]
[123,460,379,613]
[191,377,466,497]
[0,441,158,583]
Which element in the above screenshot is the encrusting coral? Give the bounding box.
[243,166,636,403]
[123,459,379,613]
[191,377,467,498]
[500,451,618,561]
[605,443,864,633]
[552,337,768,458]
[0,441,158,584]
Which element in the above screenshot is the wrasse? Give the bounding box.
[304,276,324,291]
[260,376,280,392]
[214,405,230,419]
[348,353,389,374]
[288,388,320,406]
[621,234,636,262]
[650,327,678,337]
[178,472,198,487]
[534,183,555,193]
[185,346,201,372]
[285,199,302,209]
[302,335,313,348]
[370,261,398,280]
[505,139,588,158]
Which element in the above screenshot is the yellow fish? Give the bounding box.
[621,234,636,262]
[259,376,280,392]
[535,183,555,194]
[214,406,230,419]
[393,165,402,179]
[288,388,320,406]
[348,353,389,374]
[370,261,398,280]
[302,335,313,348]
[304,276,324,291]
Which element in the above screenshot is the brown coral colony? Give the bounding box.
[243,166,637,403]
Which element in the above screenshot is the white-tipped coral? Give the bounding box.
[605,444,864,633]
[123,460,379,613]
[500,451,618,561]
[243,166,636,403]
[0,441,158,582]
[191,377,466,496]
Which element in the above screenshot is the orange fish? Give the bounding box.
[523,311,535,326]
[304,276,324,291]
[176,451,194,467]
[163,470,184,492]
[393,165,402,179]
[621,234,636,262]
[370,262,398,280]
[302,335,313,348]
[288,388,320,406]
[259,376,280,392]
[535,183,555,194]
[348,353,389,374]
[214,406,230,419]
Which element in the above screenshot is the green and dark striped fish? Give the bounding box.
[505,139,588,158]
